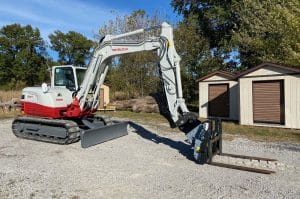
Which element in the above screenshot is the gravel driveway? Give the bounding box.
[0,118,299,199]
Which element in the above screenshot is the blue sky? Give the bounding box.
[0,1,240,63]
[0,0,179,41]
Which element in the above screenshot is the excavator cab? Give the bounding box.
[51,65,86,91]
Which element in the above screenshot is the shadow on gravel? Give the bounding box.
[275,143,300,152]
[129,122,195,162]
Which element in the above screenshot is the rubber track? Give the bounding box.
[12,116,81,144]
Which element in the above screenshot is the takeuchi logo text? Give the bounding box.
[112,48,128,51]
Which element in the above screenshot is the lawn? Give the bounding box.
[100,110,300,144]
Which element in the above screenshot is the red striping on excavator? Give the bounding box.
[22,101,67,118]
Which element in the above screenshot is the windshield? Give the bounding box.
[54,67,76,90]
[76,69,86,87]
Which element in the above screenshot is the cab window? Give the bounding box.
[54,67,76,90]
[76,69,86,87]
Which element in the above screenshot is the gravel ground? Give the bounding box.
[0,118,299,199]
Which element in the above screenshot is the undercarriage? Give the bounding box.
[12,116,128,147]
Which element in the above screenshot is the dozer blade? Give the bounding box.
[81,122,128,148]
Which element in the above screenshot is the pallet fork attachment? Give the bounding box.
[187,118,277,174]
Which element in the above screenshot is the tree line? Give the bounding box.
[0,24,93,90]
[0,1,299,103]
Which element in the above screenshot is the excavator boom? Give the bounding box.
[13,22,214,163]
[74,22,189,124]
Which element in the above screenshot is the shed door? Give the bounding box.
[253,80,284,124]
[208,84,229,118]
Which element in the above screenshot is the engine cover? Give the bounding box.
[21,87,73,118]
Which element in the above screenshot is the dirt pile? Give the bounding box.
[110,96,159,113]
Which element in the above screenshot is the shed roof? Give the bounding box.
[197,71,235,82]
[197,62,300,82]
[235,62,300,78]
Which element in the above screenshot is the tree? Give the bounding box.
[98,10,221,103]
[173,15,210,102]
[98,10,162,99]
[174,14,239,103]
[49,31,94,67]
[0,24,48,89]
[172,0,236,61]
[172,0,300,68]
[231,0,300,67]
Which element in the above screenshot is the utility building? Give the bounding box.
[198,71,239,121]
[198,63,300,129]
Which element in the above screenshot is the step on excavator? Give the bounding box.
[12,22,276,173]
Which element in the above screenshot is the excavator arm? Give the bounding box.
[73,22,220,163]
[74,22,192,126]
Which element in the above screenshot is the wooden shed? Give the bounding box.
[238,63,300,129]
[198,63,300,129]
[99,84,110,109]
[198,71,239,120]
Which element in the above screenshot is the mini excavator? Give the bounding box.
[12,23,276,172]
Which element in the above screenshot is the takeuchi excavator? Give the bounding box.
[12,22,224,164]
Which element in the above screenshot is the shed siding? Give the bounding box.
[239,74,300,129]
[290,75,300,128]
[297,76,300,128]
[239,79,253,125]
[230,82,239,120]
[199,83,208,118]
[285,77,292,128]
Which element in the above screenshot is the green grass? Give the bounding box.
[100,111,167,123]
[222,122,300,143]
[100,111,300,144]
